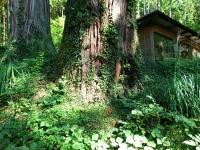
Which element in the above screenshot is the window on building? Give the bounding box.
[154,32,175,60]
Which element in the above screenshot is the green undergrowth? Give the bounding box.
[1,43,200,149]
[1,90,199,150]
[143,58,200,118]
[0,91,118,149]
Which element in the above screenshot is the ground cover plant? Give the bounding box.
[0,52,200,150]
[1,0,200,149]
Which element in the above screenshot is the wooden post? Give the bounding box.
[116,59,121,81]
[189,39,193,58]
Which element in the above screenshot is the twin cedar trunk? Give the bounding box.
[9,0,54,54]
[60,0,138,100]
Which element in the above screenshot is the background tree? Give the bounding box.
[136,0,200,32]
[50,0,67,48]
[9,0,55,56]
[0,0,7,46]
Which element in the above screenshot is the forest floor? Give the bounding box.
[0,58,200,149]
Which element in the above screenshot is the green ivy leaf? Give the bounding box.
[92,134,99,141]
[90,141,96,150]
[116,137,123,144]
[133,140,143,148]
[126,135,134,144]
[156,138,162,145]
[134,135,148,143]
[162,137,171,147]
[151,128,161,138]
[147,141,156,148]
[119,143,128,150]
[110,138,118,147]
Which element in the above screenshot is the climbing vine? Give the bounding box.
[61,0,93,65]
[97,20,121,93]
[59,0,143,98]
[98,0,144,95]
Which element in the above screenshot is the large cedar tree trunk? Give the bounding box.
[9,0,55,55]
[59,0,138,100]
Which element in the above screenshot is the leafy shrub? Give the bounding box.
[51,17,65,48]
[38,94,64,108]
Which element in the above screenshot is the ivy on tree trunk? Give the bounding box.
[59,0,138,101]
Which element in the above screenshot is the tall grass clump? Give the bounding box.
[169,73,200,118]
[144,58,200,118]
[0,43,30,96]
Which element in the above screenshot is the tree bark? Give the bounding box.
[0,0,7,46]
[59,0,137,100]
[9,0,55,55]
[2,6,6,45]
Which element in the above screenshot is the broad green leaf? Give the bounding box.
[133,140,143,148]
[123,130,132,136]
[162,137,171,147]
[97,140,109,149]
[92,134,99,141]
[141,136,148,144]
[147,141,156,148]
[110,138,118,147]
[156,138,162,145]
[126,135,134,144]
[90,141,96,150]
[134,135,148,143]
[119,143,128,150]
[116,137,123,144]
[151,128,161,138]
[131,110,143,116]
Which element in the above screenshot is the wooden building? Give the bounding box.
[137,10,200,60]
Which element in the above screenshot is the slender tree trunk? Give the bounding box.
[9,0,55,56]
[2,7,6,45]
[137,1,140,18]
[0,0,7,46]
[160,0,162,11]
[169,0,172,17]
[156,0,159,10]
[144,0,146,15]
